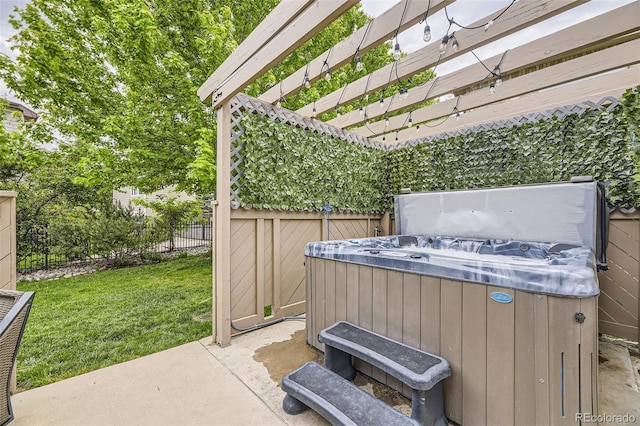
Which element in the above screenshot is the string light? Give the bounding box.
[312,101,317,118]
[423,23,431,42]
[385,116,390,128]
[394,41,401,61]
[489,81,496,95]
[484,20,494,31]
[416,124,420,132]
[451,35,459,53]
[324,67,331,82]
[304,75,311,89]
[439,34,450,53]
[382,133,386,141]
[379,97,385,109]
[276,98,282,108]
[336,108,341,116]
[395,131,399,142]
[359,104,364,116]
[355,56,363,72]
[455,108,461,121]
[408,112,413,127]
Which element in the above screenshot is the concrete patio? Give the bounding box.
[10,319,640,426]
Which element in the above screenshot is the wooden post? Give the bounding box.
[215,101,232,347]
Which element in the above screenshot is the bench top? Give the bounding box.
[282,362,419,426]
[319,321,451,391]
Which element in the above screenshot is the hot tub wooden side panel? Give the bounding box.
[305,257,599,426]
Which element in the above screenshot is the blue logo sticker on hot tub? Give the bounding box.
[490,292,513,304]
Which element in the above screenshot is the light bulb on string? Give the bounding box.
[395,132,398,142]
[276,98,282,108]
[455,109,461,121]
[423,24,431,42]
[304,75,311,89]
[489,81,496,95]
[359,105,364,117]
[385,116,390,128]
[451,37,459,53]
[416,124,420,132]
[382,134,386,142]
[496,74,503,86]
[484,20,494,31]
[355,56,363,72]
[408,113,413,127]
[324,68,331,82]
[336,108,341,117]
[312,102,317,118]
[379,97,385,109]
[439,34,449,54]
[394,42,401,61]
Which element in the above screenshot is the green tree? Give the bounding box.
[1,0,235,196]
[1,1,410,197]
[134,196,202,251]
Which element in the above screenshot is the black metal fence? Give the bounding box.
[17,220,212,273]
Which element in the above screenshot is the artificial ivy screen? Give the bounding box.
[387,96,638,208]
[238,114,387,212]
[236,88,638,212]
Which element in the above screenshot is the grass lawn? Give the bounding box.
[16,254,212,391]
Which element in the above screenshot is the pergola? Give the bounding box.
[198,0,640,346]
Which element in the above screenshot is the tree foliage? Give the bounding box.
[1,1,398,197]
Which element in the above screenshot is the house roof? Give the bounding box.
[5,99,38,121]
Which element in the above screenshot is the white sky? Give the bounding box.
[1,0,636,105]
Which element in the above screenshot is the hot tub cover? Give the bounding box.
[305,235,599,297]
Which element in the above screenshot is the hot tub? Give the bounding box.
[305,181,603,425]
[305,235,598,425]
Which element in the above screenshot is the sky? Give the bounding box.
[0,0,636,106]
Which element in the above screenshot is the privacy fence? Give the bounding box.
[213,89,639,345]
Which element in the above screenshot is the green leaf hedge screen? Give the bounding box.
[238,88,639,212]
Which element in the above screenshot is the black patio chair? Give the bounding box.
[0,290,34,426]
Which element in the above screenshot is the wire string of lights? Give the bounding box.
[470,49,509,94]
[444,0,515,31]
[353,20,373,72]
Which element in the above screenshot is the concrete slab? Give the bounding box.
[11,319,638,426]
[598,338,640,422]
[11,340,287,426]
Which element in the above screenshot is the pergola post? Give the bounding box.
[214,101,232,347]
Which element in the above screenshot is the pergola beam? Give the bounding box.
[198,0,314,104]
[329,2,640,130]
[357,38,640,137]
[259,0,454,104]
[296,0,586,118]
[199,0,359,108]
[387,64,640,144]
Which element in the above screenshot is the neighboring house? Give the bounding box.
[112,186,197,216]
[2,100,37,131]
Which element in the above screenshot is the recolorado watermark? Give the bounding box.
[575,413,637,424]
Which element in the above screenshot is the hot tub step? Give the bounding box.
[282,361,419,426]
[319,321,450,426]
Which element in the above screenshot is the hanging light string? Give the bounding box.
[393,0,411,61]
[470,49,509,93]
[322,46,334,82]
[358,72,374,118]
[419,0,432,42]
[335,82,349,115]
[353,20,373,72]
[444,0,515,31]
[422,96,461,128]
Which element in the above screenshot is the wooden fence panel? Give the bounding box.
[0,193,16,291]
[225,210,383,333]
[598,211,639,342]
